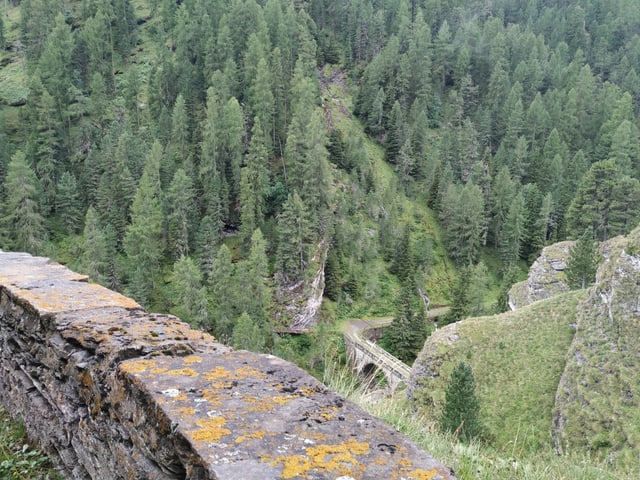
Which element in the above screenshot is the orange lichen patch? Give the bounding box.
[120,359,157,375]
[183,355,203,364]
[234,366,266,379]
[203,366,234,381]
[188,416,231,443]
[202,389,223,406]
[269,439,370,479]
[304,432,328,442]
[235,430,266,443]
[178,407,196,416]
[320,412,336,421]
[407,469,438,480]
[244,396,274,412]
[165,367,199,377]
[271,394,299,405]
[299,386,318,397]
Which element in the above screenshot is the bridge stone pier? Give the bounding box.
[344,319,412,392]
[0,252,455,480]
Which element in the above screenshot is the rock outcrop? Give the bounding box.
[552,229,640,462]
[0,251,455,479]
[508,241,574,310]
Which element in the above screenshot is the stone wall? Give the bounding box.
[0,252,455,480]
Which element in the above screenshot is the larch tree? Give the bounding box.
[171,255,209,327]
[123,141,164,308]
[166,168,195,259]
[276,191,313,282]
[0,151,48,255]
[80,206,108,286]
[56,171,82,234]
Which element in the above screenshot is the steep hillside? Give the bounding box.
[408,289,584,453]
[553,227,640,465]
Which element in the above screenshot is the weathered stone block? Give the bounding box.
[0,252,455,479]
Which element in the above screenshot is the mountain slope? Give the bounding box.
[553,227,640,464]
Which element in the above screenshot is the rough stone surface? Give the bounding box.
[552,231,640,459]
[508,241,574,310]
[0,252,455,480]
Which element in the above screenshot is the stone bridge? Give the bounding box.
[0,251,456,480]
[344,308,450,392]
[344,318,411,391]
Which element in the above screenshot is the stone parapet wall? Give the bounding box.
[0,252,455,480]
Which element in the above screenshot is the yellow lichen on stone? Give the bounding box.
[189,416,231,443]
[299,386,318,396]
[408,469,438,480]
[204,366,233,381]
[165,367,199,377]
[150,367,169,375]
[120,359,156,375]
[183,355,203,364]
[235,366,266,378]
[235,430,266,443]
[270,439,370,479]
[178,407,196,416]
[201,389,223,406]
[272,394,299,405]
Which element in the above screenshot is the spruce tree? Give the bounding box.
[171,256,208,327]
[232,312,267,353]
[56,171,82,234]
[440,361,483,442]
[565,228,600,290]
[80,207,108,285]
[123,141,164,308]
[0,151,48,254]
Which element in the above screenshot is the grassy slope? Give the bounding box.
[412,290,586,454]
[321,66,455,318]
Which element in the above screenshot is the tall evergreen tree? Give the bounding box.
[565,228,600,290]
[56,171,82,234]
[276,191,314,282]
[0,151,47,254]
[80,206,108,285]
[440,361,483,442]
[123,141,164,308]
[171,255,209,327]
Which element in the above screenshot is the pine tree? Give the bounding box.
[232,312,267,353]
[239,118,270,245]
[381,285,425,364]
[209,244,237,341]
[166,168,195,259]
[123,141,164,308]
[0,151,48,254]
[440,361,483,442]
[56,171,82,234]
[80,206,108,285]
[565,228,600,290]
[171,256,209,327]
[500,191,527,271]
[276,191,314,282]
[236,228,272,324]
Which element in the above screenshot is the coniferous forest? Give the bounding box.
[2,1,640,477]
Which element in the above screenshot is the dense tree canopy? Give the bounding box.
[2,0,640,353]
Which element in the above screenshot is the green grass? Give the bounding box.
[412,290,586,454]
[0,407,61,480]
[323,362,635,480]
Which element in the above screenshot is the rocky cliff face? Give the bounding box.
[0,251,455,479]
[508,241,574,310]
[552,229,640,463]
